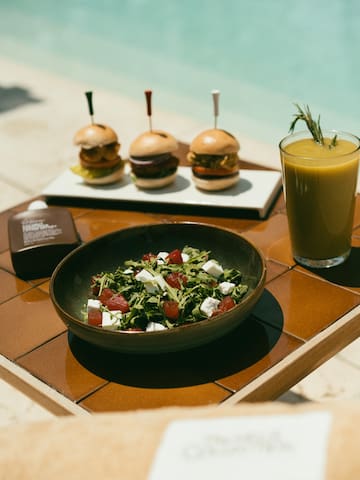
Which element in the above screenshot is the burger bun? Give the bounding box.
[190,128,240,155]
[74,124,118,149]
[132,172,176,189]
[82,164,125,185]
[192,172,240,191]
[130,130,178,157]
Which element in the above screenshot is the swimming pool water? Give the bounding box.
[0,0,360,145]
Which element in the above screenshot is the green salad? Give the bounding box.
[85,246,249,332]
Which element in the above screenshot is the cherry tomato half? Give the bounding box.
[142,252,157,261]
[103,293,130,312]
[165,272,188,289]
[211,296,236,317]
[166,249,183,264]
[163,300,180,320]
[98,288,115,303]
[88,310,102,326]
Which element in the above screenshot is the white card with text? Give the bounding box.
[148,412,332,480]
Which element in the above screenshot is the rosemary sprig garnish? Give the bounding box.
[289,103,337,148]
[330,134,338,148]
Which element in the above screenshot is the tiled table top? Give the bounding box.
[0,149,359,416]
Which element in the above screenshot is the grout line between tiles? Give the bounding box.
[14,331,67,362]
[0,353,90,417]
[221,304,360,405]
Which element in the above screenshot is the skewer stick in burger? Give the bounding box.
[128,90,179,189]
[71,92,125,185]
[187,90,240,191]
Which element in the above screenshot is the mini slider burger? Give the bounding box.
[128,89,179,189]
[129,130,179,189]
[71,91,125,185]
[187,89,240,191]
[187,128,240,191]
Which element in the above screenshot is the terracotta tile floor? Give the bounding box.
[0,56,359,426]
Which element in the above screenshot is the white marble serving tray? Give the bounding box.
[42,166,282,218]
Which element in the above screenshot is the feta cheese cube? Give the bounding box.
[135,269,159,293]
[135,269,155,282]
[123,268,133,274]
[146,321,167,332]
[87,299,101,311]
[154,274,167,290]
[144,281,159,293]
[181,252,190,262]
[200,297,220,317]
[157,251,169,264]
[102,310,122,329]
[219,281,236,295]
[202,259,224,278]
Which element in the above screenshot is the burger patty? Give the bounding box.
[187,152,239,170]
[192,167,239,180]
[129,153,179,178]
[80,142,120,164]
[80,154,122,170]
[192,165,239,179]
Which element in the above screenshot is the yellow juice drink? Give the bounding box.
[279,130,359,268]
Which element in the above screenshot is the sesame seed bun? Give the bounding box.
[74,124,118,149]
[190,128,240,156]
[129,130,178,157]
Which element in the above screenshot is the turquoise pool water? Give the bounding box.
[0,0,360,145]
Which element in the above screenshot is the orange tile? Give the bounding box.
[265,260,290,283]
[0,269,31,303]
[27,276,52,287]
[36,280,50,294]
[78,311,299,412]
[36,201,93,219]
[68,325,257,391]
[217,329,302,392]
[158,214,261,233]
[80,382,231,413]
[260,270,360,340]
[0,288,66,359]
[295,237,360,295]
[54,205,93,219]
[17,313,291,411]
[17,333,107,401]
[74,315,291,410]
[75,210,161,242]
[242,213,294,266]
[0,250,14,273]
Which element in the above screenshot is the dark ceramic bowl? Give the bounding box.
[50,222,266,353]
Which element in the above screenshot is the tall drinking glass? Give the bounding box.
[279,130,360,268]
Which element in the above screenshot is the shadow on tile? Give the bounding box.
[306,246,360,288]
[0,85,42,113]
[68,291,284,388]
